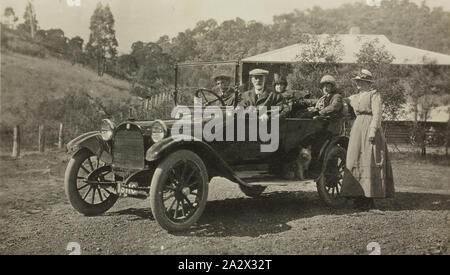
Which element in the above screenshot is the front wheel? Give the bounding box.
[150,150,209,232]
[316,145,348,208]
[64,148,118,216]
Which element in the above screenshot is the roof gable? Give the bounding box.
[242,34,450,65]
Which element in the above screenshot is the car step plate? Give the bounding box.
[245,179,315,187]
[235,171,315,186]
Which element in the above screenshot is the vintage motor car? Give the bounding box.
[64,61,351,232]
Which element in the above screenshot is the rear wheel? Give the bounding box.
[64,149,118,216]
[150,150,209,232]
[316,145,347,207]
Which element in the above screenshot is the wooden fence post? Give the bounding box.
[38,125,45,153]
[446,118,449,158]
[12,125,20,158]
[58,123,64,150]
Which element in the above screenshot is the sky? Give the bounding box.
[1,0,449,53]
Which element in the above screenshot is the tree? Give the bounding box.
[116,54,138,79]
[156,35,172,53]
[85,3,118,76]
[405,61,448,156]
[2,7,18,29]
[45,29,68,55]
[169,30,198,62]
[68,36,84,64]
[288,34,344,98]
[19,1,38,38]
[130,42,174,97]
[355,39,406,121]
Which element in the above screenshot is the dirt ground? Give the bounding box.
[0,150,448,255]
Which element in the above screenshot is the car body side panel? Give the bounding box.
[145,136,252,187]
[282,119,330,149]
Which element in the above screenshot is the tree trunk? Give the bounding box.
[28,2,35,39]
[38,125,45,153]
[12,125,20,158]
[58,123,64,150]
[446,118,449,158]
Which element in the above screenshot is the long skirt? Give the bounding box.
[342,114,395,198]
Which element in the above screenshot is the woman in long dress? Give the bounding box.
[342,69,395,208]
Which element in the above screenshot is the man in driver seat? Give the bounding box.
[212,74,237,106]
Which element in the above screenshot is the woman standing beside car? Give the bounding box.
[342,69,395,209]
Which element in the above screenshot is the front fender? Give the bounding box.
[145,136,251,186]
[66,131,112,164]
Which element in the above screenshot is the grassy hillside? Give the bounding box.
[0,50,141,151]
[1,50,133,124]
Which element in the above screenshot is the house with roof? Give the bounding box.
[240,33,450,84]
[240,33,450,144]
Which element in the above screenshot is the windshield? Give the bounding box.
[176,61,238,106]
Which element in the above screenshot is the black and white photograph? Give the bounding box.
[0,0,449,257]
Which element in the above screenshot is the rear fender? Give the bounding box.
[318,135,349,165]
[66,131,112,164]
[145,136,250,186]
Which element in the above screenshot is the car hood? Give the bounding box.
[117,116,212,137]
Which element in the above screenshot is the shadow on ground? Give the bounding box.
[107,207,155,221]
[105,190,449,237]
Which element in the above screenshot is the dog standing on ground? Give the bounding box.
[281,146,312,180]
[295,146,312,180]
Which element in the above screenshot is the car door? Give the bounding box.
[236,115,288,163]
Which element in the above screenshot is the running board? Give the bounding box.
[245,179,315,187]
[235,170,315,186]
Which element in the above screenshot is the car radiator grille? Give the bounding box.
[113,129,145,170]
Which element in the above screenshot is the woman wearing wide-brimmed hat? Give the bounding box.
[342,69,395,209]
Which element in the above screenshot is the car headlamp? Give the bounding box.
[151,120,167,143]
[100,119,115,141]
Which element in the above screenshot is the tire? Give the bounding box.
[64,148,118,216]
[150,150,209,232]
[239,184,267,197]
[316,145,348,208]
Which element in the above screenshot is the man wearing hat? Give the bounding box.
[212,74,237,106]
[239,69,284,110]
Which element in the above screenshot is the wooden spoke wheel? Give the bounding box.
[64,148,118,216]
[316,146,348,207]
[150,150,209,232]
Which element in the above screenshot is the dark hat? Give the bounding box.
[249,69,269,76]
[213,74,231,82]
[352,69,374,83]
[273,73,288,85]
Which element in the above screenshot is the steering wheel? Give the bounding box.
[195,88,226,106]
